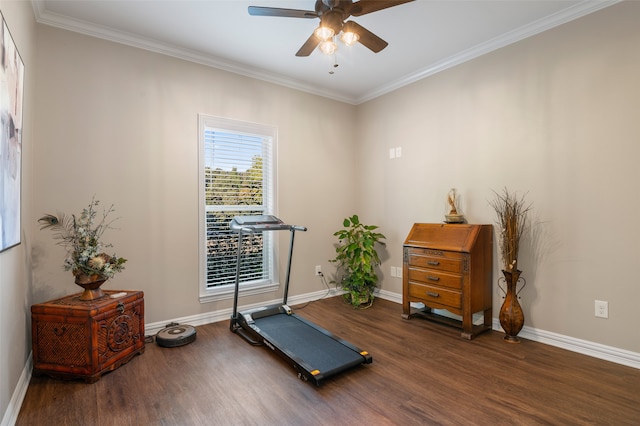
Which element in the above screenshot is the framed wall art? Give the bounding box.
[0,11,24,252]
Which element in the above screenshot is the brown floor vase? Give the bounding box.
[499,269,525,343]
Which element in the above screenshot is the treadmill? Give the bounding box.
[229,215,372,385]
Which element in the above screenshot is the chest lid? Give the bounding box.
[31,290,143,317]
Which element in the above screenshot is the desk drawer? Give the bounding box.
[408,282,461,309]
[407,249,464,274]
[407,268,462,290]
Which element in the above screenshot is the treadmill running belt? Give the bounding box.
[254,313,365,376]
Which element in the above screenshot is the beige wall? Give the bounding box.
[0,0,35,421]
[31,3,640,354]
[32,25,358,324]
[358,2,640,352]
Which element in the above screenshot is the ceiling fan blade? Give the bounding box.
[349,0,414,17]
[296,33,322,57]
[345,21,388,53]
[248,6,317,19]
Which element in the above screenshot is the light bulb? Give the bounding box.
[314,26,335,41]
[340,31,359,46]
[319,40,337,55]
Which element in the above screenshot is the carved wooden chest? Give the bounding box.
[31,290,145,383]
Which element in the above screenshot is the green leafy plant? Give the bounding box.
[330,215,385,308]
[38,197,127,280]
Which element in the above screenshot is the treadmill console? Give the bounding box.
[230,215,292,232]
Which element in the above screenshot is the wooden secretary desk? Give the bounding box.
[402,223,493,339]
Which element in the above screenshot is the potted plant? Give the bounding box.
[330,215,386,308]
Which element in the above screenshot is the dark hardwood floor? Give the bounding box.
[17,297,640,425]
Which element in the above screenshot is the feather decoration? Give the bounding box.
[38,214,61,230]
[38,213,74,230]
[38,213,76,247]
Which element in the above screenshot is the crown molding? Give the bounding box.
[355,0,623,104]
[31,0,357,104]
[32,0,621,106]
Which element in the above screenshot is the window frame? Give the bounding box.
[198,114,278,303]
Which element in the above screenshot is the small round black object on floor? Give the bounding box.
[156,325,197,348]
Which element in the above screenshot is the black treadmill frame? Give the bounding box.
[228,215,372,385]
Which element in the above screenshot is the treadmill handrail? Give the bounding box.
[230,216,306,327]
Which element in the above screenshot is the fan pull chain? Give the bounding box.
[329,54,339,74]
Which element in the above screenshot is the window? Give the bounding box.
[198,114,277,302]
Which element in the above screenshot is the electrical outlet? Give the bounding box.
[595,300,608,318]
[390,266,396,277]
[315,265,322,276]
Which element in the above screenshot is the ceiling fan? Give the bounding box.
[248,0,415,57]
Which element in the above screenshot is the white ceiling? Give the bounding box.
[32,0,619,104]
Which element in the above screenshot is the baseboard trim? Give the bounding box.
[2,353,32,426]
[145,288,343,336]
[376,290,640,369]
[497,320,640,369]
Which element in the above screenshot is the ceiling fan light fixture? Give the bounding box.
[314,25,335,41]
[250,0,415,57]
[340,31,359,46]
[319,40,337,55]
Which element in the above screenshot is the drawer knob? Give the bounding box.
[427,276,440,282]
[117,302,125,313]
[427,291,440,298]
[427,261,440,266]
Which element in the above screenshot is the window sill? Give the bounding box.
[199,281,280,304]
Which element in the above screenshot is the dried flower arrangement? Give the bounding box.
[38,197,127,281]
[489,188,532,272]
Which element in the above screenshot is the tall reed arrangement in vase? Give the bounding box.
[489,188,532,273]
[489,188,532,343]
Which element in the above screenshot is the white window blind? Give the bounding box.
[198,115,277,300]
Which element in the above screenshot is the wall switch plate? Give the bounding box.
[390,266,402,278]
[389,148,395,159]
